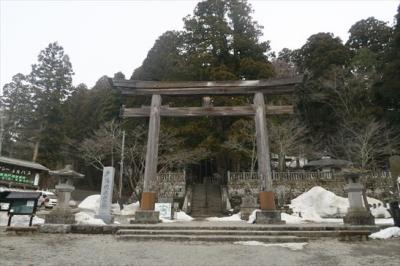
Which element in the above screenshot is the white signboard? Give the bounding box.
[155,203,172,219]
[96,167,115,224]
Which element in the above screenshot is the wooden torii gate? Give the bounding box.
[112,77,302,223]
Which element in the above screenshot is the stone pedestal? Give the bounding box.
[343,173,375,225]
[45,207,75,224]
[131,210,160,224]
[131,192,160,223]
[343,207,375,225]
[255,191,285,224]
[45,184,75,224]
[255,210,285,224]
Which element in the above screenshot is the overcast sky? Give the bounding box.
[1,0,399,91]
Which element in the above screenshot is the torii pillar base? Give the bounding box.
[132,192,160,224]
[255,191,285,224]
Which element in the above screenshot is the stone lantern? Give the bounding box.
[45,165,84,224]
[343,173,374,225]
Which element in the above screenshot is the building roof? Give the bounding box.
[4,191,41,199]
[304,157,352,169]
[0,156,49,172]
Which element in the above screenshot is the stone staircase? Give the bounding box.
[191,181,222,218]
[115,224,375,242]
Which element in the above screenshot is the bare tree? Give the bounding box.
[339,120,399,170]
[79,121,209,201]
[268,119,307,171]
[79,120,122,170]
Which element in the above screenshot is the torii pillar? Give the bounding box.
[254,92,284,224]
[134,94,161,223]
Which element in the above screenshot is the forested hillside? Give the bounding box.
[1,0,399,196]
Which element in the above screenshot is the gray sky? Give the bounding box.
[1,0,399,91]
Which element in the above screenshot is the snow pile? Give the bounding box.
[289,186,390,221]
[234,241,308,250]
[206,213,242,222]
[75,212,106,225]
[290,186,348,220]
[369,227,400,239]
[175,211,194,221]
[0,212,44,226]
[78,194,121,215]
[78,195,101,214]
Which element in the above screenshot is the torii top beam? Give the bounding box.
[111,76,303,96]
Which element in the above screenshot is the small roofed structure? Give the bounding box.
[0,156,49,189]
[304,156,353,172]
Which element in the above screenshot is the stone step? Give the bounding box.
[116,234,308,243]
[116,229,371,239]
[117,224,380,232]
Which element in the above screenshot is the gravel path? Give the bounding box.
[0,231,399,266]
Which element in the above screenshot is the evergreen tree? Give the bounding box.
[131,0,275,175]
[29,42,75,166]
[295,33,350,143]
[374,5,400,131]
[1,73,35,158]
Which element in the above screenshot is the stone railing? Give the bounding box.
[227,170,334,182]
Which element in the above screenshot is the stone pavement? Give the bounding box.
[0,232,399,266]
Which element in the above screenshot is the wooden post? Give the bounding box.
[254,92,273,191]
[142,94,161,211]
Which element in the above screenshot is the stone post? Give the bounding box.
[95,167,115,224]
[343,173,374,225]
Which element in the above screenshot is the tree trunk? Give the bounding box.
[32,141,40,162]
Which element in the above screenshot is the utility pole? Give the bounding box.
[118,130,126,201]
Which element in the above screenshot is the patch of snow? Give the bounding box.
[281,213,307,224]
[369,203,391,218]
[160,217,175,223]
[247,210,259,224]
[120,202,140,216]
[0,212,44,226]
[75,212,106,225]
[375,218,394,225]
[175,211,194,221]
[369,227,400,239]
[206,213,242,222]
[234,241,308,250]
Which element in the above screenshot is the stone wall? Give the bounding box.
[138,172,186,203]
[227,171,393,209]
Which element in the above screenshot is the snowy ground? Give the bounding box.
[1,187,396,228]
[0,233,399,266]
